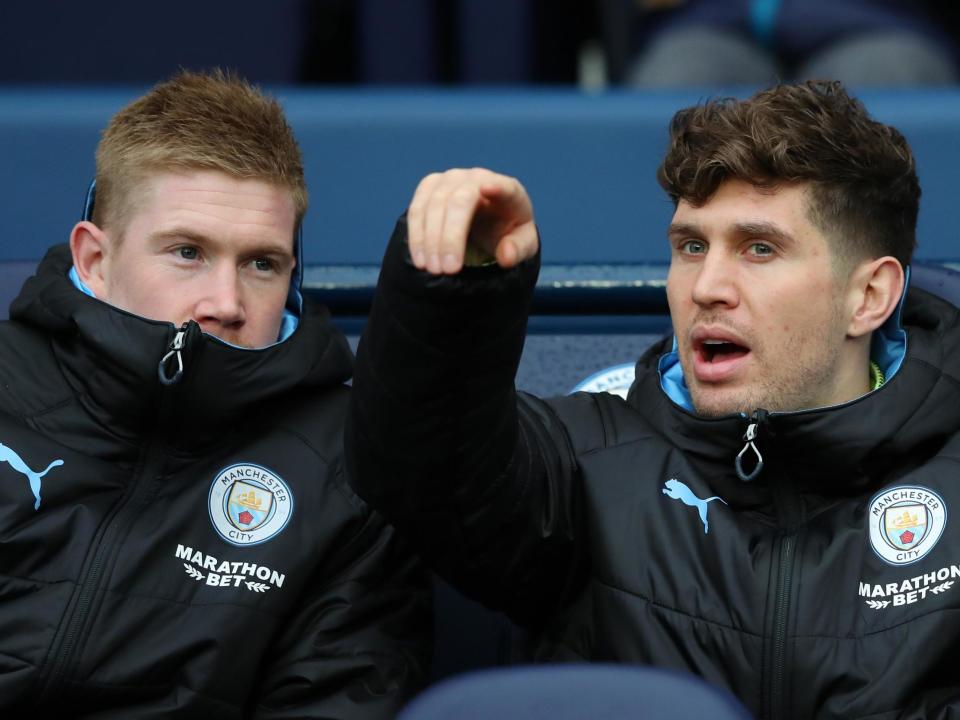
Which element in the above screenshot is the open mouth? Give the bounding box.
[697,339,750,364]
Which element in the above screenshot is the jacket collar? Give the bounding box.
[9,244,353,450]
[629,287,960,498]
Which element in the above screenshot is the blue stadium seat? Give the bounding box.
[399,664,753,720]
[4,88,960,266]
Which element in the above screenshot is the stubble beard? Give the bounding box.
[686,305,845,418]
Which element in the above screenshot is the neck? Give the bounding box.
[827,335,873,405]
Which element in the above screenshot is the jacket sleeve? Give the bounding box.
[251,507,431,720]
[345,216,587,627]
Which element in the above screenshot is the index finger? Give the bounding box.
[407,172,443,269]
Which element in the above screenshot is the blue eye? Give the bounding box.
[682,240,706,255]
[178,246,198,260]
[254,258,275,272]
[748,243,774,256]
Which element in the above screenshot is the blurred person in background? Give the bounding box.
[618,0,958,87]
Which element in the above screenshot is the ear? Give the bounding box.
[69,220,111,299]
[846,256,905,339]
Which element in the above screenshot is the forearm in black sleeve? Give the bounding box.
[346,215,583,623]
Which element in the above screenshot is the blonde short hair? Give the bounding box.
[93,69,307,233]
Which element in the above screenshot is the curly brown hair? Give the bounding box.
[94,69,306,235]
[657,80,920,268]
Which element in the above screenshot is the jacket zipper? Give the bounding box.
[762,427,799,720]
[736,409,767,481]
[739,408,797,720]
[766,533,795,720]
[39,322,192,701]
[159,322,188,386]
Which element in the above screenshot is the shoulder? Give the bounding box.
[527,390,660,457]
[0,319,70,418]
[265,384,351,457]
[258,385,381,517]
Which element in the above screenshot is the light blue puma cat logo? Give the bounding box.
[0,442,63,510]
[662,478,727,534]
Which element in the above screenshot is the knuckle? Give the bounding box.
[408,198,426,217]
[429,187,451,207]
[413,173,440,198]
[450,186,478,206]
[439,234,461,252]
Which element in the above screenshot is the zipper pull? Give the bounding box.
[158,322,188,386]
[735,409,767,481]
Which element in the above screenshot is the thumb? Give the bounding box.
[494,224,539,268]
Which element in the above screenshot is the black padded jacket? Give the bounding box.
[0,244,430,718]
[346,218,960,720]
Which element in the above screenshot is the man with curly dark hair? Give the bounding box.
[347,80,960,718]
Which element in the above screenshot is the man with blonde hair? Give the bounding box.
[0,70,428,718]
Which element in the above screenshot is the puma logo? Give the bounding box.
[662,478,727,534]
[0,442,63,510]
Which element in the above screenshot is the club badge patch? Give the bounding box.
[208,463,293,547]
[570,363,636,399]
[868,485,946,566]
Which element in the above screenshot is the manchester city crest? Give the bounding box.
[208,463,293,547]
[868,485,946,566]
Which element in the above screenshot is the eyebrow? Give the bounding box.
[733,221,796,244]
[667,222,701,239]
[147,228,210,246]
[146,228,294,258]
[667,221,796,244]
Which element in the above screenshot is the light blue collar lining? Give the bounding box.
[658,268,911,412]
[659,336,693,410]
[69,266,96,298]
[68,266,300,347]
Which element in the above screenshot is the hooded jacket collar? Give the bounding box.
[9,244,353,451]
[628,288,960,499]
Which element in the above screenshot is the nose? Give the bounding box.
[194,264,245,332]
[690,250,739,309]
